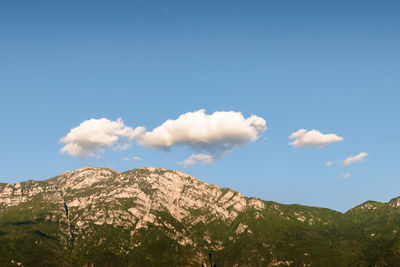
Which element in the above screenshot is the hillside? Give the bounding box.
[0,167,400,266]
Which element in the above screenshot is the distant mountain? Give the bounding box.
[1,167,400,266]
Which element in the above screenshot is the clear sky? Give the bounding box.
[1,0,399,212]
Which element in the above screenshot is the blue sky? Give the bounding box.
[1,0,399,212]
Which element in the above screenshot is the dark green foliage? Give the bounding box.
[1,168,400,266]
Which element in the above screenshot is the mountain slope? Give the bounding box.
[0,167,399,266]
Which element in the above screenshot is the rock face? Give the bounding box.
[0,167,262,229]
[0,167,400,267]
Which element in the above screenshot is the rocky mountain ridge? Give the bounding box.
[1,167,265,228]
[1,167,400,266]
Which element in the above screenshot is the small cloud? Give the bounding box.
[122,156,142,161]
[340,173,351,178]
[326,161,334,166]
[343,152,368,167]
[178,154,214,167]
[60,118,142,157]
[326,160,341,166]
[289,129,343,148]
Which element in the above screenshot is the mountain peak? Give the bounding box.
[1,168,400,266]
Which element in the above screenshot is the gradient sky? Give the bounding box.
[1,0,399,212]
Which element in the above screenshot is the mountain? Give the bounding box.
[0,167,400,266]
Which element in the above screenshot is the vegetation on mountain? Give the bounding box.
[0,167,399,266]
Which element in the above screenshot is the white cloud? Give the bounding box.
[60,118,141,157]
[123,156,142,161]
[326,161,334,166]
[135,109,267,156]
[343,152,368,167]
[289,129,343,148]
[179,154,214,167]
[60,110,267,163]
[340,173,351,178]
[326,160,341,166]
